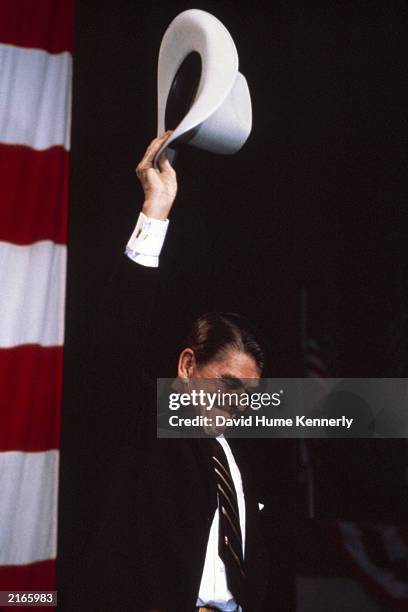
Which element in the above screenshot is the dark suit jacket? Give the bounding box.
[68,255,270,611]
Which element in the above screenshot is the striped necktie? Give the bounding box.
[210,438,245,605]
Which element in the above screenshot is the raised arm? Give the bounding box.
[125,130,177,267]
[87,133,178,442]
[67,134,180,609]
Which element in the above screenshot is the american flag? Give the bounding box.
[0,0,73,600]
[300,287,408,609]
[331,521,408,609]
[304,338,330,379]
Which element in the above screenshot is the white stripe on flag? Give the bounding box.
[0,450,58,565]
[0,44,72,150]
[0,241,66,347]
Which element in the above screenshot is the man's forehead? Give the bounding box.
[210,349,260,377]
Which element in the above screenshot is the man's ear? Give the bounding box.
[177,348,196,379]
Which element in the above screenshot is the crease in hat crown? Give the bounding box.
[155,9,252,165]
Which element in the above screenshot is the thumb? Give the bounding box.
[158,154,174,175]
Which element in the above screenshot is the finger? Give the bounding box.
[158,129,173,140]
[135,132,173,178]
[140,131,172,167]
[145,131,171,155]
[158,155,175,176]
[157,149,167,169]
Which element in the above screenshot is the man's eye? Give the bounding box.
[222,379,237,389]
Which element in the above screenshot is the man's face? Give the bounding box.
[178,348,261,435]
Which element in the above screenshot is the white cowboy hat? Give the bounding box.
[154,9,252,166]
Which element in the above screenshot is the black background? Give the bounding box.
[59,1,408,608]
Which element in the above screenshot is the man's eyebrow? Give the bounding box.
[219,375,249,392]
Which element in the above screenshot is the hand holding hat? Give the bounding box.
[136,131,177,220]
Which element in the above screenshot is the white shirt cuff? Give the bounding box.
[125,212,169,268]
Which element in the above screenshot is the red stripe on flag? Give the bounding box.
[0,559,56,610]
[0,559,55,590]
[0,145,68,245]
[0,0,74,53]
[306,365,329,378]
[0,346,62,452]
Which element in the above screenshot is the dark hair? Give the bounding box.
[183,312,264,372]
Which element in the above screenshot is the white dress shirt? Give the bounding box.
[196,436,245,612]
[126,213,245,611]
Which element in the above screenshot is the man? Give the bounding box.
[71,132,270,611]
